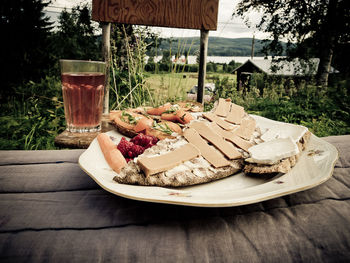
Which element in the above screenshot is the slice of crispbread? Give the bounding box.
[114,137,243,187]
[243,131,311,174]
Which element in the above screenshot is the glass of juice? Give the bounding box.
[60,59,106,132]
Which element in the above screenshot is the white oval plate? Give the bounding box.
[79,115,339,207]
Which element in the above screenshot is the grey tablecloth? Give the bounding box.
[0,136,349,263]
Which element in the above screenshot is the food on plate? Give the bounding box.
[176,101,203,112]
[97,133,126,173]
[147,101,203,116]
[214,98,232,117]
[188,121,242,159]
[161,109,194,124]
[110,110,182,140]
[209,122,253,152]
[243,125,311,174]
[226,103,245,124]
[202,112,235,131]
[246,138,299,165]
[98,98,311,187]
[137,143,201,176]
[114,136,243,187]
[134,117,153,133]
[146,103,172,115]
[109,110,145,137]
[116,133,159,162]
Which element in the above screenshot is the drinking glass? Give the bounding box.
[60,60,106,132]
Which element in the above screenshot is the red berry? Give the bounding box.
[117,137,134,157]
[130,133,158,147]
[118,134,158,160]
[131,144,145,156]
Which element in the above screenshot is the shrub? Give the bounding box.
[0,76,65,150]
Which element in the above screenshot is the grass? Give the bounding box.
[144,72,236,105]
[145,73,198,104]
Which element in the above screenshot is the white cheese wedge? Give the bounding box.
[246,137,299,165]
[261,123,308,143]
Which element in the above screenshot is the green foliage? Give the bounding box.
[50,5,102,75]
[110,25,154,109]
[0,3,103,150]
[0,76,65,150]
[0,0,53,99]
[234,0,350,86]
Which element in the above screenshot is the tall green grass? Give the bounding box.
[0,76,65,150]
[110,30,198,109]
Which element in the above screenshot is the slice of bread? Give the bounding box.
[243,131,311,174]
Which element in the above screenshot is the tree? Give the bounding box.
[234,0,350,87]
[160,50,171,64]
[51,5,101,66]
[0,0,53,98]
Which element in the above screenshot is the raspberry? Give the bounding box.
[117,137,134,157]
[151,136,158,145]
[131,144,145,157]
[130,133,158,148]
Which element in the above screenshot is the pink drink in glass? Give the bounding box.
[61,72,105,132]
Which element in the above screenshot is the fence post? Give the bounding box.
[102,22,111,115]
[197,29,209,104]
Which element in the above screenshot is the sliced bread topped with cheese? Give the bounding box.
[244,122,311,174]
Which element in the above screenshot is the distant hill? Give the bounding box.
[152,37,286,57]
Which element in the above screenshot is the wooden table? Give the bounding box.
[0,136,350,262]
[54,115,114,149]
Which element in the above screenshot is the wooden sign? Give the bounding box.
[92,0,219,30]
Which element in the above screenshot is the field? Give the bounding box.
[144,72,236,103]
[145,73,198,103]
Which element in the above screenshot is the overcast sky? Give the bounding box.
[46,0,268,39]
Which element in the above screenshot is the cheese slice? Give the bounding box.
[209,122,253,152]
[203,112,235,131]
[233,118,256,140]
[137,143,201,176]
[214,98,231,117]
[246,137,299,165]
[261,123,308,143]
[225,103,245,124]
[189,122,242,159]
[183,128,231,168]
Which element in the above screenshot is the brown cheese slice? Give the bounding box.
[189,122,242,160]
[183,128,231,168]
[233,118,256,140]
[214,98,231,117]
[137,143,200,176]
[209,122,253,152]
[203,112,235,131]
[225,103,245,124]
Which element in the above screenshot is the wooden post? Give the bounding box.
[102,22,111,115]
[197,29,209,104]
